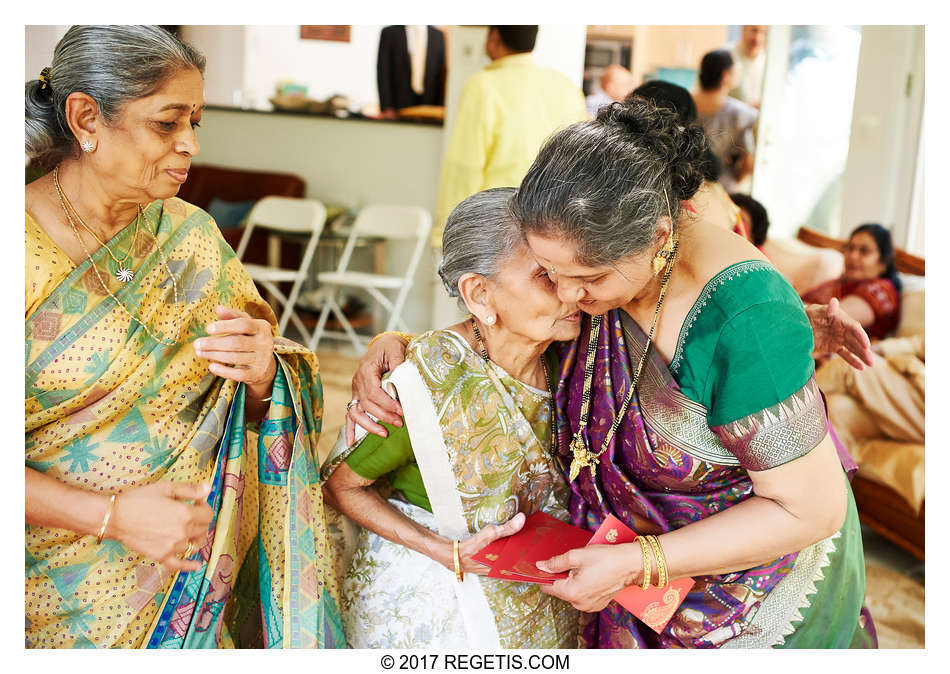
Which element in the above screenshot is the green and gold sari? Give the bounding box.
[322,330,578,648]
[25,198,344,648]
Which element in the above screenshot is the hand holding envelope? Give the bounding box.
[473,512,693,634]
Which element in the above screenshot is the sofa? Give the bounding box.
[795,226,925,560]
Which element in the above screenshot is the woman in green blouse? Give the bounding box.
[322,188,581,648]
[351,100,876,648]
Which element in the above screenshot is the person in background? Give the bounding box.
[629,81,746,240]
[376,25,446,120]
[693,49,758,193]
[430,25,586,328]
[585,64,636,117]
[728,25,769,108]
[802,224,902,341]
[729,192,770,247]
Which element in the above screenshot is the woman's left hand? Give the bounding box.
[194,305,277,398]
[536,543,641,613]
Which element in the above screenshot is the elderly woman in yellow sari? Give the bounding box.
[322,188,581,648]
[25,25,342,648]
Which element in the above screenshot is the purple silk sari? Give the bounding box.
[555,309,811,648]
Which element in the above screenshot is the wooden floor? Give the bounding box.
[313,347,925,649]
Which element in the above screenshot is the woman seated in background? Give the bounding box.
[25,25,341,648]
[802,224,902,340]
[323,188,580,649]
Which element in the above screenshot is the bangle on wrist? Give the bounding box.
[368,331,415,349]
[644,535,668,588]
[453,539,464,583]
[637,535,652,590]
[246,384,272,402]
[97,494,117,544]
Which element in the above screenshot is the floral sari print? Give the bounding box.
[25,198,343,648]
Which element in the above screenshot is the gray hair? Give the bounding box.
[510,99,706,266]
[25,25,206,166]
[438,187,523,301]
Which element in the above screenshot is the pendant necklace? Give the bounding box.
[52,166,139,283]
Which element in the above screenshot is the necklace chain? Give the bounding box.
[470,316,556,458]
[567,234,679,482]
[52,165,183,347]
[53,168,139,276]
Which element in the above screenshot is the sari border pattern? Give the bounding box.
[710,376,828,472]
[722,530,839,648]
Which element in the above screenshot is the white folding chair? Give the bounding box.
[235,196,327,342]
[310,204,432,352]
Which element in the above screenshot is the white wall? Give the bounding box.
[25,26,68,82]
[179,26,245,108]
[243,25,385,110]
[840,26,925,250]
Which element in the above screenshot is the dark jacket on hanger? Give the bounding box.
[377,25,446,111]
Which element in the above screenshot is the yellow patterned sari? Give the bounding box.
[25,198,343,648]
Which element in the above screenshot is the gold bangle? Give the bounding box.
[637,535,652,590]
[367,331,415,349]
[97,494,117,544]
[453,539,464,583]
[645,535,667,588]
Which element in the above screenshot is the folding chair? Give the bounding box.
[235,196,327,342]
[310,204,432,352]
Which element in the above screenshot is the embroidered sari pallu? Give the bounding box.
[555,309,873,648]
[322,331,578,649]
[25,198,343,648]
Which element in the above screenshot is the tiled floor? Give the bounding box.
[313,346,926,649]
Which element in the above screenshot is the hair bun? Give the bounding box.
[596,98,706,201]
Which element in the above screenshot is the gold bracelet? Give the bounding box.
[246,387,272,402]
[637,535,652,590]
[645,535,668,588]
[453,539,464,583]
[97,494,117,544]
[367,331,415,349]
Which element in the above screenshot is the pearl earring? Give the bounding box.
[80,139,95,153]
[485,314,496,326]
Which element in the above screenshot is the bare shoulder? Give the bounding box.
[684,220,769,287]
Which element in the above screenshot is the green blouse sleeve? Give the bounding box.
[704,299,815,427]
[345,422,413,478]
[344,422,431,512]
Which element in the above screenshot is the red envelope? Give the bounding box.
[485,511,593,584]
[470,537,507,567]
[588,515,695,635]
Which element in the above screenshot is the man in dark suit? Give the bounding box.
[377,25,446,118]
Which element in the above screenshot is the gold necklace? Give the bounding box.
[566,235,679,482]
[52,166,140,282]
[52,167,183,346]
[471,317,556,457]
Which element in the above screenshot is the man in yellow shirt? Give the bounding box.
[432,26,587,248]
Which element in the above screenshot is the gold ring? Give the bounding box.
[181,541,195,559]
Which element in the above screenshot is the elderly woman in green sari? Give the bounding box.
[323,188,581,648]
[25,25,342,648]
